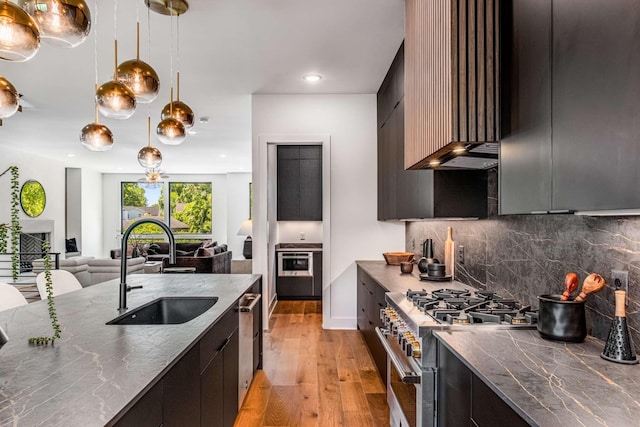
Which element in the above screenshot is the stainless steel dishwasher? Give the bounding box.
[238,292,261,407]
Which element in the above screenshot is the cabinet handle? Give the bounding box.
[218,337,231,352]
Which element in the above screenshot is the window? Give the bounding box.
[121,182,165,234]
[120,181,213,237]
[169,182,212,234]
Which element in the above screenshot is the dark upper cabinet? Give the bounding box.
[499,0,553,214]
[378,43,489,220]
[552,0,640,211]
[501,0,640,214]
[277,145,322,221]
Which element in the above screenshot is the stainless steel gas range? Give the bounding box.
[377,285,538,427]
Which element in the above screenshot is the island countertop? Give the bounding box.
[434,328,640,427]
[0,273,260,427]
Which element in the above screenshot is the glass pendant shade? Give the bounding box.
[80,122,113,151]
[117,23,159,104]
[118,59,159,104]
[138,116,162,168]
[138,145,162,168]
[157,116,185,145]
[0,2,40,62]
[19,0,91,48]
[161,100,194,128]
[97,39,137,119]
[0,75,19,119]
[96,80,137,119]
[157,87,186,145]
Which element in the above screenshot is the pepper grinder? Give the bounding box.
[601,289,638,364]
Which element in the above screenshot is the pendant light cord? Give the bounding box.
[177,12,180,101]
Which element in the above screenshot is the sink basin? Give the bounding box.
[107,297,218,325]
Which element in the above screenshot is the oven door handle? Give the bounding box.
[375,327,421,384]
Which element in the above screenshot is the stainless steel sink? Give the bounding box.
[107,297,218,325]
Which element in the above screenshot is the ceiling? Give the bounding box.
[0,0,404,175]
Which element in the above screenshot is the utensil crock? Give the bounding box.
[537,294,587,343]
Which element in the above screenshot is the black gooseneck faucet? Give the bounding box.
[119,218,176,311]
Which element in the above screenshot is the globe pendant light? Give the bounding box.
[0,1,40,62]
[0,75,19,124]
[96,39,136,119]
[19,0,91,48]
[80,84,114,151]
[117,22,159,104]
[157,87,185,145]
[161,72,193,128]
[138,116,162,169]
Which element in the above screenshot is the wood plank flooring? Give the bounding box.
[235,300,390,427]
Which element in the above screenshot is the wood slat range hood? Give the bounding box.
[405,0,501,170]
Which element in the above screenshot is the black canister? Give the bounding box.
[418,239,439,273]
[537,295,587,343]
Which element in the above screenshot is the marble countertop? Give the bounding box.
[434,329,640,427]
[0,273,260,427]
[356,260,468,293]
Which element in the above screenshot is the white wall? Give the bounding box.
[252,94,405,329]
[225,173,252,257]
[277,221,323,243]
[101,173,250,258]
[80,168,104,257]
[0,147,66,255]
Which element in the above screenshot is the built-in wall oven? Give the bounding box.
[277,252,313,277]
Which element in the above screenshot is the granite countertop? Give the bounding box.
[434,329,640,427]
[0,273,260,427]
[356,260,468,293]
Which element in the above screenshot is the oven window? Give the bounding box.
[282,257,309,271]
[390,365,417,427]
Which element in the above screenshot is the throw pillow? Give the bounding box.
[147,243,161,255]
[213,245,222,254]
[203,240,217,248]
[176,249,194,256]
[65,238,78,253]
[220,244,228,252]
[194,247,205,257]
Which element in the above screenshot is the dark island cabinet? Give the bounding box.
[277,145,322,221]
[200,307,239,427]
[501,0,640,214]
[356,266,387,385]
[113,305,242,427]
[437,342,530,427]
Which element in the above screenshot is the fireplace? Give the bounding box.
[20,232,50,272]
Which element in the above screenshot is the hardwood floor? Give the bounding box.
[235,300,390,427]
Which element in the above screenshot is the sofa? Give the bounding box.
[111,241,232,274]
[32,256,145,287]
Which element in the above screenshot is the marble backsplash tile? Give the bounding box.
[406,214,640,348]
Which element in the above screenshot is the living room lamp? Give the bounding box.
[0,0,41,62]
[237,219,252,259]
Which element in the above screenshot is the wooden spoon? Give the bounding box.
[574,273,606,302]
[561,272,579,301]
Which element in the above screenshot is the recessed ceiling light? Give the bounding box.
[219,154,227,158]
[67,153,76,157]
[302,74,322,82]
[199,117,209,124]
[188,129,198,135]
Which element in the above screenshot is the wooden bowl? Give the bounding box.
[383,252,415,266]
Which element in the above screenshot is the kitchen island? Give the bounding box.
[434,328,640,427]
[0,273,261,427]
